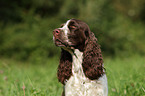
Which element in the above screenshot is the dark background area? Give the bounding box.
[0,0,145,62]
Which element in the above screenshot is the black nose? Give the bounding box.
[53,29,60,36]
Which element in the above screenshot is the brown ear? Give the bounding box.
[82,32,104,80]
[57,49,72,85]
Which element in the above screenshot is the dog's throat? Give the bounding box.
[72,49,84,75]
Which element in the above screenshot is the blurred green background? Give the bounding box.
[0,0,145,62]
[0,0,145,96]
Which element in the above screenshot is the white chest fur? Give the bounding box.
[65,49,108,96]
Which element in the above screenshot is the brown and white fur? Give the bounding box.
[53,19,108,96]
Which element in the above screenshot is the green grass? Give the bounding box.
[105,56,145,96]
[0,57,62,96]
[0,56,145,96]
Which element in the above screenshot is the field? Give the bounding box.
[0,56,145,96]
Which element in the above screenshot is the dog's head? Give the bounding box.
[53,19,90,51]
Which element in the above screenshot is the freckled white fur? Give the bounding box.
[65,49,108,96]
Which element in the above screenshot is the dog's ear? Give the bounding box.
[57,49,72,85]
[82,32,104,80]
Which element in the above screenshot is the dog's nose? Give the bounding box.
[53,29,60,36]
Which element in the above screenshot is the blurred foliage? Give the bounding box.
[0,0,145,61]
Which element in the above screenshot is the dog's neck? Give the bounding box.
[71,49,84,75]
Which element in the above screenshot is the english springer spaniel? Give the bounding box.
[53,19,108,96]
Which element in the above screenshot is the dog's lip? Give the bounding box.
[55,39,67,47]
[54,38,76,49]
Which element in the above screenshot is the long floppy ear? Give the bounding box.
[82,32,104,80]
[57,49,72,85]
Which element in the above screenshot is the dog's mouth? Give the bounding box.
[55,39,76,50]
[55,39,68,47]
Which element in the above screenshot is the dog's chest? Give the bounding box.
[65,49,107,96]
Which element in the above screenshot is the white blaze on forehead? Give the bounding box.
[58,20,71,43]
[60,20,71,36]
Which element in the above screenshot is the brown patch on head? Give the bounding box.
[67,19,91,51]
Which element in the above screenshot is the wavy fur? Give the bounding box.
[83,32,104,80]
[57,49,72,85]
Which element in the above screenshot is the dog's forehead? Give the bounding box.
[59,20,71,36]
[63,19,78,26]
[65,20,71,26]
[61,19,77,30]
[60,20,70,30]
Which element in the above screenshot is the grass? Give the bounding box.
[0,57,62,96]
[105,55,145,96]
[0,55,145,96]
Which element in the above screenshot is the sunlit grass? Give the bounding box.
[0,55,145,96]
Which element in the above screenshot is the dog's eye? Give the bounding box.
[69,25,76,29]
